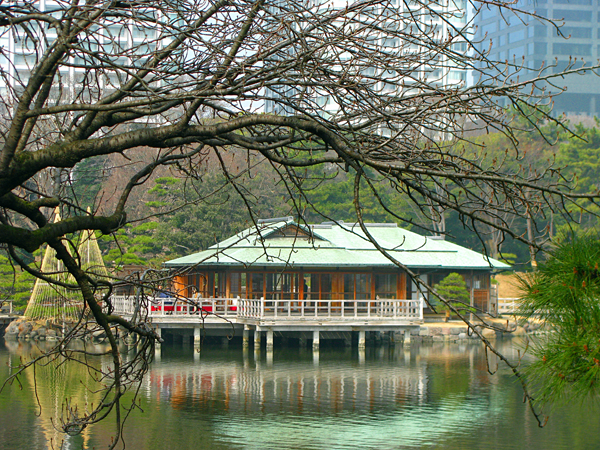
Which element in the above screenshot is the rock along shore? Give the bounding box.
[4,318,64,341]
[408,318,547,343]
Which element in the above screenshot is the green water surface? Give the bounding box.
[0,338,598,450]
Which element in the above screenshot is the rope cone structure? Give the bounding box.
[76,227,109,281]
[24,208,109,321]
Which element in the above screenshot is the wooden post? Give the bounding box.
[254,329,261,349]
[193,327,201,347]
[358,330,366,349]
[225,270,231,298]
[313,330,320,350]
[155,327,162,347]
[398,272,406,300]
[243,326,250,348]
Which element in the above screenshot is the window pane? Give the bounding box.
[375,273,396,299]
[303,275,311,300]
[265,273,276,300]
[215,272,225,297]
[321,274,332,300]
[356,274,370,298]
[251,273,264,299]
[344,274,354,300]
[230,272,240,296]
[309,274,320,299]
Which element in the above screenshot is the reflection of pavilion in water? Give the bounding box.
[142,344,505,449]
[144,349,429,414]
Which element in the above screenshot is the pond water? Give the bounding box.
[0,338,599,450]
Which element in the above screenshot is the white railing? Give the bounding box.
[498,298,522,315]
[110,296,423,322]
[111,295,136,316]
[111,296,239,318]
[238,298,423,321]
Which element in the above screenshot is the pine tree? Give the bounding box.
[519,234,600,407]
[433,273,471,321]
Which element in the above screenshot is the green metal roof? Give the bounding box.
[164,219,510,271]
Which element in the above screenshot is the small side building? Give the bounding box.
[163,218,509,316]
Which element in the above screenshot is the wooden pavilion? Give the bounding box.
[163,218,509,315]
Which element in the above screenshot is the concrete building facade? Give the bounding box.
[474,0,600,117]
[0,1,166,95]
[264,0,469,118]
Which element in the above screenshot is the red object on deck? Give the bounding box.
[149,302,237,313]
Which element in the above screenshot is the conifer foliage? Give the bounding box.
[519,235,600,406]
[432,273,471,319]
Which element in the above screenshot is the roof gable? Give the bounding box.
[253,219,330,244]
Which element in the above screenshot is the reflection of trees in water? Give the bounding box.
[421,340,531,403]
[5,340,108,449]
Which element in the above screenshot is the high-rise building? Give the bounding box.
[0,1,166,97]
[474,0,600,117]
[264,0,469,118]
